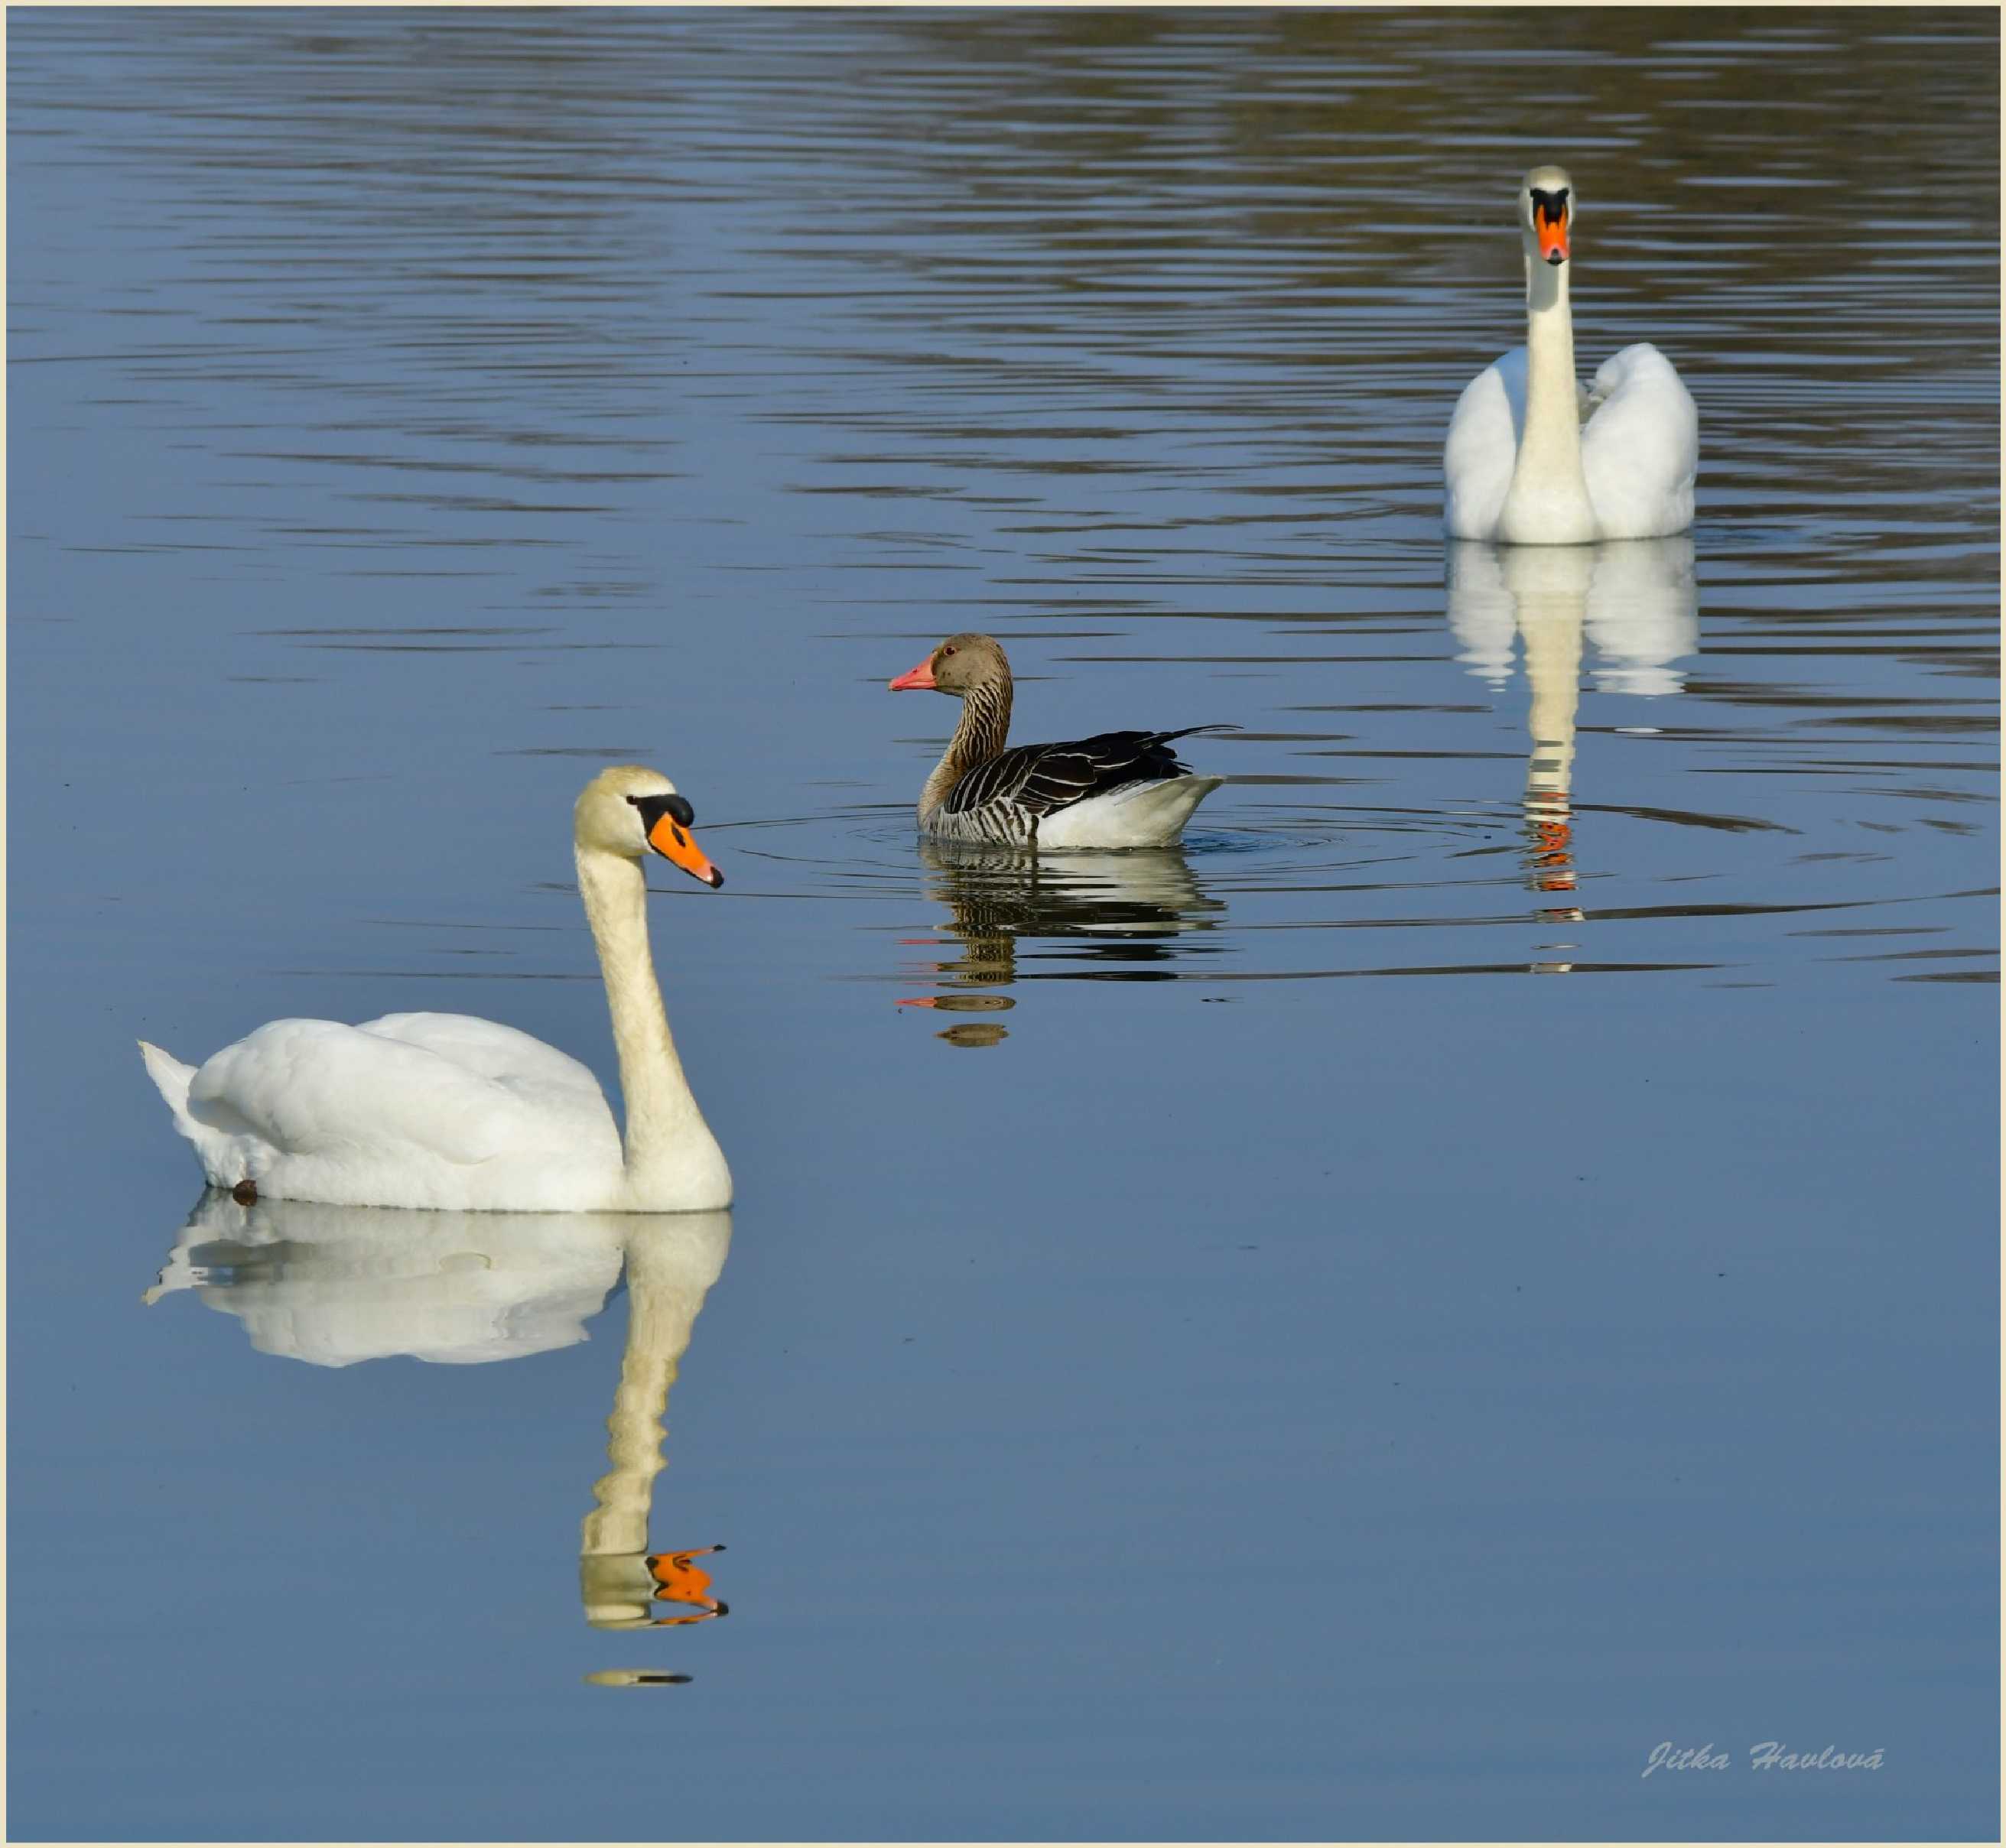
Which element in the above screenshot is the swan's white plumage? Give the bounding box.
[1445,167,1697,544]
[155,1013,623,1211]
[1445,341,1696,543]
[1578,344,1698,540]
[140,764,730,1214]
[1444,348,1528,544]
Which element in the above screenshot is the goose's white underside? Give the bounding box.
[1445,343,1697,543]
[140,1012,704,1213]
[928,774,1226,850]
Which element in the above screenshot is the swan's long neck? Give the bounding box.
[920,674,1012,820]
[1501,255,1599,543]
[574,846,710,1195]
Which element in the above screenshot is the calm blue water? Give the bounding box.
[8,8,1997,1840]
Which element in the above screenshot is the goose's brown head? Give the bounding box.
[887,632,1010,697]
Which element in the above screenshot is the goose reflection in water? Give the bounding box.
[899,839,1228,1042]
[1445,538,1697,962]
[147,1194,732,1635]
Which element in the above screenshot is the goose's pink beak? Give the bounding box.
[889,655,936,691]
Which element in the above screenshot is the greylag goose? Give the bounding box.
[887,632,1227,849]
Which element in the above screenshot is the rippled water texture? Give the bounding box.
[8,9,1998,1841]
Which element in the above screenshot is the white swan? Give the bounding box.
[1445,166,1698,544]
[139,765,733,1213]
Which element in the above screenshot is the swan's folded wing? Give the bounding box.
[186,1018,614,1168]
[1444,348,1527,540]
[1582,343,1699,538]
[357,1012,607,1106]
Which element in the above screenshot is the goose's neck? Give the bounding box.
[920,676,1013,819]
[1502,255,1598,542]
[574,846,708,1195]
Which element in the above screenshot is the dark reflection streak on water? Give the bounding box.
[863,961,1725,983]
[271,969,600,982]
[1573,804,1798,834]
[359,920,566,931]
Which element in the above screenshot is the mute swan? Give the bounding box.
[139,765,733,1213]
[888,632,1227,849]
[1445,166,1698,544]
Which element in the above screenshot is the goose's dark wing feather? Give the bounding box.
[944,726,1232,821]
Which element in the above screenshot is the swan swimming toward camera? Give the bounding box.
[1445,165,1698,544]
[138,765,733,1213]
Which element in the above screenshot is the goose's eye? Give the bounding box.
[941,645,957,658]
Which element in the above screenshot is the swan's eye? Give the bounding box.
[627,791,695,826]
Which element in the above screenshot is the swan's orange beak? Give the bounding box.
[1534,199,1569,265]
[649,815,723,888]
[889,654,937,691]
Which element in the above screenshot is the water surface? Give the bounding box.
[8,8,1997,1841]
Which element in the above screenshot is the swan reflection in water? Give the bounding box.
[899,839,1228,1042]
[1445,537,1697,961]
[147,1194,732,1633]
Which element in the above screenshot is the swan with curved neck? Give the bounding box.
[1445,166,1698,544]
[139,765,732,1213]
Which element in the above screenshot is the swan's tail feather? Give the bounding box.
[138,1040,243,1187]
[138,1041,197,1123]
